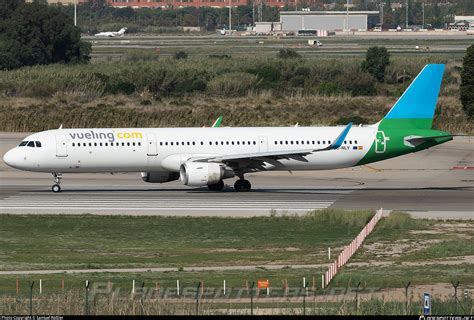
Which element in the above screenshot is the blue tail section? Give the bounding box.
[384,64,445,121]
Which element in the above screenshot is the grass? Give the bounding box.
[0,211,472,314]
[0,209,374,271]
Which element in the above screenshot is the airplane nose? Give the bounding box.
[3,149,18,168]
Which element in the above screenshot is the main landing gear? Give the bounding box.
[51,173,62,193]
[207,178,252,192]
[234,179,251,192]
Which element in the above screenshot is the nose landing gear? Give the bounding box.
[52,173,63,193]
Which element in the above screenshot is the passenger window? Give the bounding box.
[121,142,125,146]
[133,142,136,146]
[226,141,229,145]
[253,141,256,145]
[89,143,92,147]
[200,141,203,145]
[105,143,108,146]
[248,141,251,145]
[349,140,352,144]
[72,143,75,147]
[296,141,299,145]
[237,141,240,145]
[35,141,42,147]
[307,141,310,144]
[242,141,245,145]
[160,142,163,146]
[181,142,184,146]
[138,142,141,146]
[192,142,195,146]
[355,140,358,144]
[94,143,97,147]
[285,141,288,145]
[127,142,130,146]
[187,142,190,146]
[165,142,168,146]
[221,141,224,145]
[209,142,212,145]
[344,140,347,144]
[171,142,174,146]
[290,141,294,145]
[100,142,103,147]
[328,141,331,144]
[19,141,28,147]
[231,141,234,145]
[312,141,315,144]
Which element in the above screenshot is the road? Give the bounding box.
[1,133,473,218]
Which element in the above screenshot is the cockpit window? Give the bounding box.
[35,141,42,147]
[27,141,35,147]
[19,141,28,147]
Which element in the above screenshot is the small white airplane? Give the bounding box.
[3,65,452,193]
[94,27,127,37]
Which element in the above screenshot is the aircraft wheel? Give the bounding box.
[234,179,251,192]
[52,184,61,193]
[208,180,224,191]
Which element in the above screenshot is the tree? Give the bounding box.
[361,46,390,82]
[0,2,91,70]
[460,44,474,119]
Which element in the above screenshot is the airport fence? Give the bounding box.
[0,279,472,315]
[324,208,384,287]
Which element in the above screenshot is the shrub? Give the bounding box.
[174,51,188,60]
[337,71,377,96]
[207,72,259,96]
[315,82,341,96]
[249,64,281,89]
[278,48,301,59]
[460,44,474,118]
[361,46,390,82]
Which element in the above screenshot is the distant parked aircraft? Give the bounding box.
[94,27,127,37]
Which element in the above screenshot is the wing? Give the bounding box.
[191,123,352,170]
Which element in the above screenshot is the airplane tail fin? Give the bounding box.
[381,64,445,129]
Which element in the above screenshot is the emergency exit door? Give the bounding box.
[55,134,68,157]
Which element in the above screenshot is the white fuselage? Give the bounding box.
[4,126,375,173]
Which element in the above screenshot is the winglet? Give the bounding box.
[330,122,352,149]
[212,116,223,128]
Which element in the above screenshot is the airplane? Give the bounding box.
[94,27,127,37]
[3,64,452,193]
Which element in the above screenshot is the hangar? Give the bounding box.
[280,11,380,32]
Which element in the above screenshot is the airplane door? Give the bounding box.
[147,133,158,156]
[375,131,387,153]
[258,136,268,153]
[55,134,68,157]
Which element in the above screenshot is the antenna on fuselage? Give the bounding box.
[59,124,63,129]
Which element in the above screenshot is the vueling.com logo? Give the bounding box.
[69,130,143,142]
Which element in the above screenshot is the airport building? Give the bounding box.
[280,11,380,32]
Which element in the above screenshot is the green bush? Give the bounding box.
[460,44,474,118]
[315,82,341,96]
[277,48,301,59]
[207,72,259,96]
[361,46,390,82]
[249,64,281,89]
[174,51,188,60]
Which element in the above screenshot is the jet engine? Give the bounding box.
[141,171,180,183]
[179,162,234,186]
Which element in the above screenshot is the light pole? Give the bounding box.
[405,0,408,29]
[422,1,425,29]
[229,0,231,32]
[74,0,77,26]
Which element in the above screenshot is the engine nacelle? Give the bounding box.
[141,171,180,183]
[179,162,234,186]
